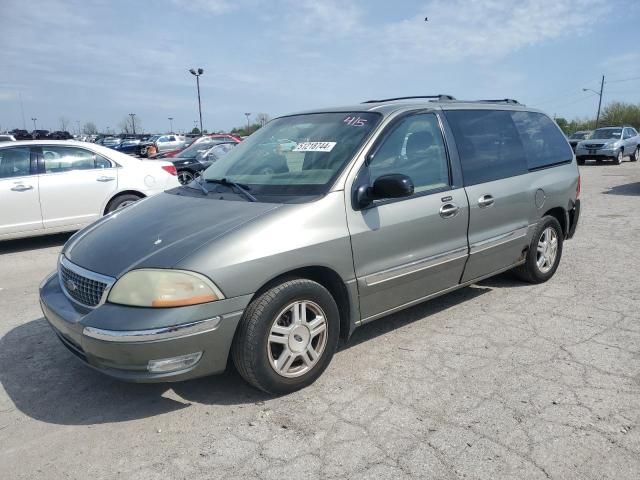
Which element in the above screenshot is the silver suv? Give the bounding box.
[39,95,581,394]
[575,126,640,165]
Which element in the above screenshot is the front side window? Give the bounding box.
[367,113,449,193]
[201,112,381,201]
[511,111,573,170]
[445,110,527,186]
[41,146,110,173]
[0,147,31,179]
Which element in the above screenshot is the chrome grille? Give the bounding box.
[59,257,115,308]
[585,143,604,149]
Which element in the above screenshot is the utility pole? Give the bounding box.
[168,117,174,133]
[128,113,136,135]
[31,117,37,130]
[244,112,251,131]
[583,75,605,129]
[189,68,204,135]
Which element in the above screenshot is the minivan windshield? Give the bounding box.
[570,132,590,140]
[591,128,622,140]
[201,112,381,201]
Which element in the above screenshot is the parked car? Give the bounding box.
[100,136,122,148]
[49,130,74,140]
[169,141,237,184]
[575,126,640,164]
[207,134,242,143]
[31,129,50,139]
[0,134,16,142]
[154,134,185,153]
[0,140,179,241]
[111,137,142,155]
[567,130,592,152]
[39,96,580,394]
[9,129,31,140]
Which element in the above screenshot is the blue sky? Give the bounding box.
[1,0,638,134]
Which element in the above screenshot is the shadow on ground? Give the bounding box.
[0,283,492,426]
[0,232,73,254]
[604,182,640,196]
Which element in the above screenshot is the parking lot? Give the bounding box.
[0,161,638,479]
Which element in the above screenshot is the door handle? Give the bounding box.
[439,203,459,218]
[96,176,115,182]
[11,184,33,192]
[478,194,495,208]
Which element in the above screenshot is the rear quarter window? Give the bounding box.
[444,109,527,186]
[511,111,573,170]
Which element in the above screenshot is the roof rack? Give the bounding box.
[472,99,521,105]
[362,95,456,104]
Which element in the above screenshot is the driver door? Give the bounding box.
[345,112,469,321]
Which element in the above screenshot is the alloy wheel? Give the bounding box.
[536,227,558,274]
[267,300,328,378]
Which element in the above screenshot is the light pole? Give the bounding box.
[128,113,136,135]
[244,112,251,131]
[189,68,204,135]
[168,117,174,133]
[583,75,605,129]
[31,117,37,130]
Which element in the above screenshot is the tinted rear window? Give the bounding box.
[511,111,573,170]
[444,110,527,186]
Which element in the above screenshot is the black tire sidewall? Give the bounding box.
[526,217,563,282]
[235,280,340,394]
[106,194,141,213]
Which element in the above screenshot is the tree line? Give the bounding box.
[555,102,640,135]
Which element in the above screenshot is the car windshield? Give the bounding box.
[570,132,589,139]
[149,135,160,142]
[591,128,621,140]
[201,112,381,201]
[177,138,228,158]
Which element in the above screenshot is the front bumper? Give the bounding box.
[575,147,615,159]
[39,272,252,382]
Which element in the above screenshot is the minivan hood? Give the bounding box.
[63,192,281,278]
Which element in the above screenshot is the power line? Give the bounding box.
[606,75,640,84]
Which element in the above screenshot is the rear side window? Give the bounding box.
[0,147,32,179]
[445,110,527,186]
[41,146,111,173]
[511,112,573,170]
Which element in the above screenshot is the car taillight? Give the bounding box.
[576,175,581,199]
[162,165,177,176]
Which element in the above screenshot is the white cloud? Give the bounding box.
[378,0,610,63]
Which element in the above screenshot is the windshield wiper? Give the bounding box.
[206,178,257,202]
[193,175,209,195]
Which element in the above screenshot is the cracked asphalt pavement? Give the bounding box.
[1,161,639,479]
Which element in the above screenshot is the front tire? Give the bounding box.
[232,278,340,394]
[513,216,563,284]
[615,149,624,165]
[630,146,639,162]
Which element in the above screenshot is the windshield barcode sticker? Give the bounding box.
[292,142,336,152]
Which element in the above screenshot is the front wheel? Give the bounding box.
[232,278,340,394]
[630,147,639,162]
[615,149,624,165]
[513,216,563,284]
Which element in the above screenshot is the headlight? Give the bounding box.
[107,269,224,307]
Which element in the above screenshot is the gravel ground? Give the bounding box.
[1,160,639,480]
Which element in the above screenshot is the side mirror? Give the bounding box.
[355,174,414,209]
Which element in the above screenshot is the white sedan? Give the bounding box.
[0,140,180,241]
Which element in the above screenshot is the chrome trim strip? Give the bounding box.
[83,315,224,343]
[469,225,529,255]
[364,247,468,287]
[360,259,526,324]
[58,256,116,309]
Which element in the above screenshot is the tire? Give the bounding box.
[615,149,624,165]
[630,146,639,162]
[577,157,585,165]
[177,170,195,185]
[513,216,563,284]
[105,193,142,213]
[232,278,340,394]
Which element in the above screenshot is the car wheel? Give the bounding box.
[105,193,142,213]
[631,147,639,162]
[232,278,340,394]
[615,149,624,165]
[513,216,563,284]
[177,170,195,185]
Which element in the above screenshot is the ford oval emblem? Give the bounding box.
[65,279,78,292]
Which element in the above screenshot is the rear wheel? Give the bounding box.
[232,278,340,394]
[105,193,142,213]
[177,170,195,185]
[513,216,563,284]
